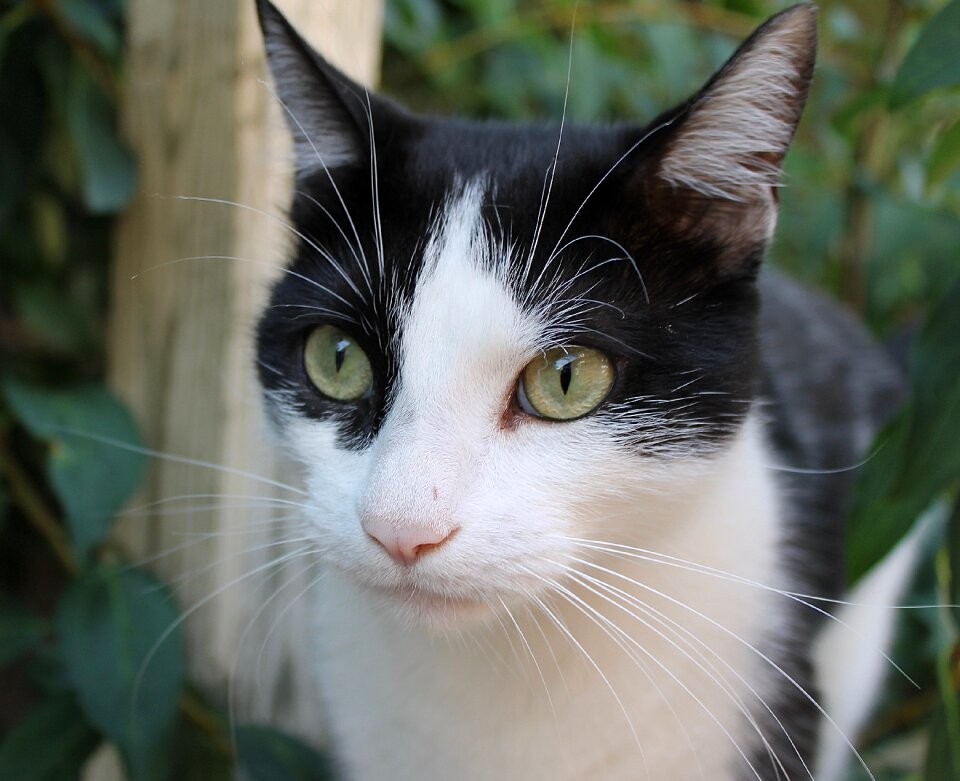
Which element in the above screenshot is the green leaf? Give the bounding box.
[167,710,232,781]
[925,685,960,780]
[57,0,122,59]
[26,645,73,695]
[1,378,147,560]
[950,497,960,629]
[65,62,136,213]
[0,694,101,781]
[928,118,960,190]
[846,408,921,582]
[0,483,8,535]
[0,21,47,227]
[890,0,960,108]
[847,275,960,582]
[0,595,49,666]
[235,724,335,781]
[893,276,960,503]
[15,282,98,354]
[56,564,184,781]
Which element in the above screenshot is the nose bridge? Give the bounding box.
[359,405,464,566]
[361,401,457,527]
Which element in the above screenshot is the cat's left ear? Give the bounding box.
[639,3,817,264]
[256,0,396,178]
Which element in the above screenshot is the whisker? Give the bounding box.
[251,560,327,719]
[538,567,764,781]
[165,531,315,588]
[561,564,802,780]
[521,5,576,292]
[132,547,314,715]
[257,77,373,292]
[172,195,365,304]
[568,552,877,780]
[131,254,355,314]
[564,536,919,688]
[521,570,649,776]
[499,596,558,724]
[123,516,301,570]
[547,116,678,262]
[227,551,319,742]
[49,426,308,497]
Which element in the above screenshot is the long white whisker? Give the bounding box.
[254,561,327,708]
[538,568,764,781]
[131,254,356,313]
[50,426,308,497]
[363,90,386,294]
[172,195,365,303]
[547,234,648,303]
[132,547,313,714]
[566,536,919,688]
[227,552,317,744]
[258,77,372,288]
[123,516,302,570]
[548,116,677,261]
[524,4,576,289]
[166,532,315,587]
[499,596,558,724]
[562,564,801,780]
[522,601,571,699]
[522,573,648,775]
[296,190,372,296]
[570,554,877,780]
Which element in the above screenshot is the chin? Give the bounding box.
[361,579,503,633]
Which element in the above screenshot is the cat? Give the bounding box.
[252,1,914,779]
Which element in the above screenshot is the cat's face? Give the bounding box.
[255,0,816,628]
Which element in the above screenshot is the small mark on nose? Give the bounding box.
[432,485,439,501]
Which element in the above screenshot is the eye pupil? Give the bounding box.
[559,361,572,395]
[335,340,348,372]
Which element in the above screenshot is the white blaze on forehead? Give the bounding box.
[396,182,538,418]
[360,182,539,522]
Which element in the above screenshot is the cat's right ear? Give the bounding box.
[630,3,817,278]
[256,0,373,176]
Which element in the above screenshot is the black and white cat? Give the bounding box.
[253,2,914,778]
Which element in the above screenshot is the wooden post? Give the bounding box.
[107,0,382,742]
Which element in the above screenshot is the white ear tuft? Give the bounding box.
[257,0,363,175]
[658,3,817,202]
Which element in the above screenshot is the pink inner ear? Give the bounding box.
[656,4,817,203]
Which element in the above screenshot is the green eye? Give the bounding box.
[304,324,373,401]
[517,345,615,421]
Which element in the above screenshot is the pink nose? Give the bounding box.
[362,517,457,566]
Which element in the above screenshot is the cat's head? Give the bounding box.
[254,0,816,629]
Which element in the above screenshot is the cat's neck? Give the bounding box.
[312,415,786,780]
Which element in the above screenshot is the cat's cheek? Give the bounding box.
[280,417,372,549]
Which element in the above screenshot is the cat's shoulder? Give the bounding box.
[757,268,905,468]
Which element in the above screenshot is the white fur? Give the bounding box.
[659,6,814,203]
[279,186,810,779]
[814,520,924,781]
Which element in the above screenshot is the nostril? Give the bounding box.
[362,516,458,566]
[410,527,459,560]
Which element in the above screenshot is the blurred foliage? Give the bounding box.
[0,0,333,779]
[0,0,958,779]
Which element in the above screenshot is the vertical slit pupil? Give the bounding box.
[335,341,347,372]
[559,361,572,395]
